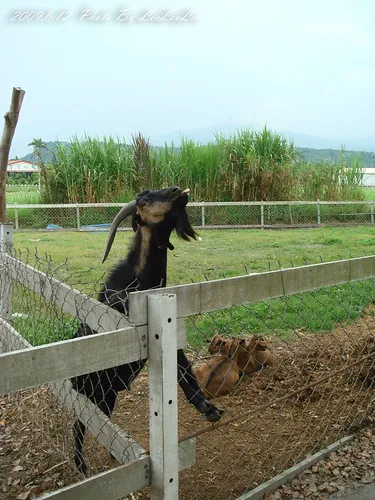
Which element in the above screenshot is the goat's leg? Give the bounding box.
[98,388,119,461]
[73,388,118,475]
[73,419,88,475]
[177,349,224,422]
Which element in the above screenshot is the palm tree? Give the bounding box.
[28,138,47,190]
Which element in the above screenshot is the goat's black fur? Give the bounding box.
[71,187,223,474]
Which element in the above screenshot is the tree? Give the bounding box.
[0,87,25,223]
[28,138,47,190]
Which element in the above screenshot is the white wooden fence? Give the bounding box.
[0,252,194,500]
[1,249,375,498]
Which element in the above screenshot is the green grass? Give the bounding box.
[12,226,375,283]
[187,280,374,348]
[6,186,40,204]
[10,226,375,347]
[362,187,375,201]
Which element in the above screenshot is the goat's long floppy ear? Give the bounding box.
[102,200,137,263]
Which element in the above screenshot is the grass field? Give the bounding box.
[6,186,375,205]
[10,227,375,347]
[12,226,375,282]
[362,187,375,200]
[6,186,40,204]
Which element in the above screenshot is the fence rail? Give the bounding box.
[128,255,375,324]
[5,200,375,230]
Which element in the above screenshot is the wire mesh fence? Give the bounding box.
[5,200,375,231]
[175,280,375,499]
[1,248,375,499]
[0,249,149,499]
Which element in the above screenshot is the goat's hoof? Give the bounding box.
[75,457,88,476]
[205,406,224,422]
[77,464,88,477]
[196,400,211,415]
[196,400,224,422]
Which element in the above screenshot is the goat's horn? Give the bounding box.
[102,200,137,263]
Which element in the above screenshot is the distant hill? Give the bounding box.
[149,124,375,153]
[20,140,375,167]
[296,147,375,166]
[22,141,69,164]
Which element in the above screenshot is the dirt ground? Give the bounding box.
[1,310,375,499]
[266,424,375,499]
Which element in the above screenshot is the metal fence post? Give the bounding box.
[148,293,179,500]
[0,223,13,320]
[201,203,205,227]
[371,202,374,225]
[76,207,81,230]
[260,202,264,228]
[316,200,321,225]
[14,204,19,230]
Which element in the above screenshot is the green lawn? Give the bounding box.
[10,227,375,347]
[12,226,375,284]
[5,185,375,206]
[362,187,375,200]
[6,186,40,204]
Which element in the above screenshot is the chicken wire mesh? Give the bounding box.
[0,249,149,499]
[4,201,375,231]
[1,249,375,499]
[173,278,375,499]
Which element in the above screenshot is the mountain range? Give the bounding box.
[148,125,375,153]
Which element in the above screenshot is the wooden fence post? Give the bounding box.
[148,293,179,500]
[0,87,25,222]
[0,222,13,320]
[0,87,24,321]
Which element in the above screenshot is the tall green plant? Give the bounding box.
[40,129,364,204]
[216,127,298,200]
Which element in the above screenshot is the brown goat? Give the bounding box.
[208,334,274,375]
[195,339,246,398]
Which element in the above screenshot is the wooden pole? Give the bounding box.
[0,87,25,320]
[0,87,25,222]
[148,293,179,499]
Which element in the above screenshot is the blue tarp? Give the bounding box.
[46,223,111,233]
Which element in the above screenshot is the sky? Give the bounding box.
[1,0,375,157]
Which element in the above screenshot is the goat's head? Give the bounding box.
[102,186,197,263]
[208,335,246,357]
[220,338,246,359]
[208,334,229,354]
[246,335,271,353]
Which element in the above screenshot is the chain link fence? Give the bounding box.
[176,277,375,499]
[5,201,375,231]
[0,249,149,499]
[1,248,375,498]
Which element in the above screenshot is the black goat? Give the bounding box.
[71,186,223,474]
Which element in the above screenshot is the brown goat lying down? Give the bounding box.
[209,334,274,375]
[195,339,246,399]
[194,334,274,399]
